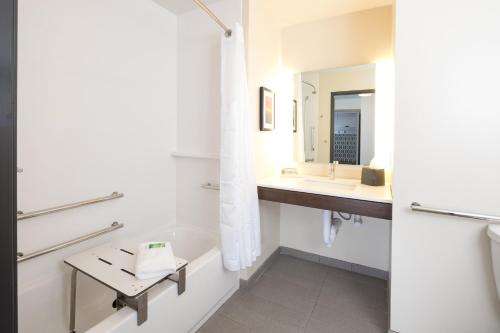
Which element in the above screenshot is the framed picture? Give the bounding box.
[259,87,275,131]
[293,99,297,133]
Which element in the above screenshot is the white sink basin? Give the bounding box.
[257,176,392,203]
[299,178,357,191]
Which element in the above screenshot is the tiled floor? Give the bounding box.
[197,255,388,333]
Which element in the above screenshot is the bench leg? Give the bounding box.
[177,267,186,295]
[69,269,77,333]
[167,267,187,295]
[116,292,149,326]
[136,293,148,325]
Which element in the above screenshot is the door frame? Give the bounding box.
[330,89,375,163]
[0,0,18,331]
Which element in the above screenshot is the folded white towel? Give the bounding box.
[135,241,177,280]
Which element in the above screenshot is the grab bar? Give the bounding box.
[201,182,220,191]
[17,192,124,221]
[410,202,500,224]
[310,127,316,151]
[17,222,124,263]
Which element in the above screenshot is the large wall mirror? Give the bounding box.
[295,64,375,165]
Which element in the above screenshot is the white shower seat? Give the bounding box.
[64,241,188,332]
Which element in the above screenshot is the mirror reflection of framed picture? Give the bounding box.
[260,87,275,131]
[293,99,297,133]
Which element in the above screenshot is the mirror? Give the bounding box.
[295,64,375,165]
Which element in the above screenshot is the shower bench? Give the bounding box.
[64,241,188,332]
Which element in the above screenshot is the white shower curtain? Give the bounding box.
[220,23,261,271]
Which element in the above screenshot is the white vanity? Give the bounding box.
[257,175,392,220]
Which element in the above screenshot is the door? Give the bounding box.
[391,0,500,332]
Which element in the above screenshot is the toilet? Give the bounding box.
[487,225,500,298]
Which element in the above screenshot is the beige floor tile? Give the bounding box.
[249,275,318,313]
[198,255,388,333]
[197,313,250,333]
[310,301,387,332]
[305,318,356,333]
[270,255,330,283]
[220,291,309,329]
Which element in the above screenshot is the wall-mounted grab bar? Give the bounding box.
[310,127,316,152]
[201,182,220,191]
[17,192,124,221]
[410,202,500,224]
[17,222,124,263]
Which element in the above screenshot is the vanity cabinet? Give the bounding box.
[258,186,392,220]
[257,176,392,220]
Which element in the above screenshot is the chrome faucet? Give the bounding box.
[328,161,339,179]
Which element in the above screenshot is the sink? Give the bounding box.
[299,178,357,191]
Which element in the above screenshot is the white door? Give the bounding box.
[391,0,500,332]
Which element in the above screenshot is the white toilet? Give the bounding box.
[487,225,500,298]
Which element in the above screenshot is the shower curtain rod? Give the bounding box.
[192,0,232,37]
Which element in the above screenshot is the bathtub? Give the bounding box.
[83,225,239,333]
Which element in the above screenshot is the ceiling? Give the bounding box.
[262,0,394,28]
[152,0,223,14]
[153,0,393,25]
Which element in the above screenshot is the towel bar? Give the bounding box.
[201,182,220,191]
[17,222,124,263]
[17,192,124,221]
[410,202,500,224]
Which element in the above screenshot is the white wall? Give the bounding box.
[334,96,362,110]
[246,2,295,179]
[282,6,393,73]
[175,0,242,234]
[243,0,292,279]
[17,0,177,331]
[281,205,390,270]
[391,0,500,332]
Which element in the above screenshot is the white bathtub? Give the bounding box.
[83,225,239,333]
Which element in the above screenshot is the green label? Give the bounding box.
[148,242,165,249]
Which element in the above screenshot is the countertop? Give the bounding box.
[257,176,393,204]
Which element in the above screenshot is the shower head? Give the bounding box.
[301,80,317,94]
